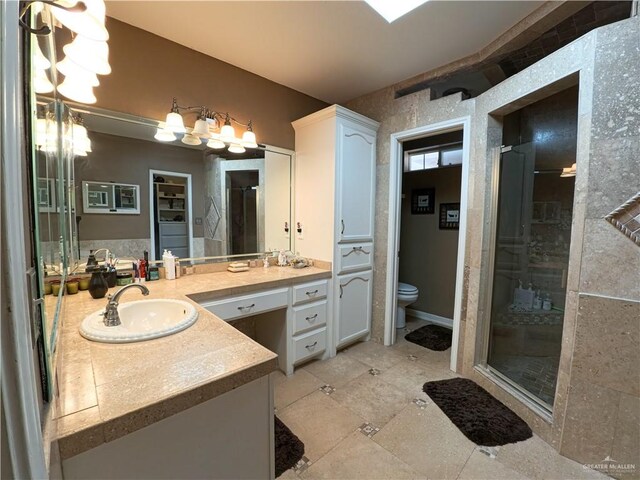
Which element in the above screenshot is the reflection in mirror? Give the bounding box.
[65,106,292,270]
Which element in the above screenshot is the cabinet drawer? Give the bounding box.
[160,223,187,236]
[337,243,373,274]
[162,235,188,249]
[293,327,327,364]
[292,280,328,305]
[293,301,327,335]
[201,288,288,321]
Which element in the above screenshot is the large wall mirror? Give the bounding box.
[55,105,293,272]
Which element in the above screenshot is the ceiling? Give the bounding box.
[106,1,545,104]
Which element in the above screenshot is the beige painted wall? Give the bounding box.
[75,132,205,240]
[346,16,640,472]
[64,18,328,150]
[399,166,461,319]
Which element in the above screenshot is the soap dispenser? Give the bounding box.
[88,267,109,299]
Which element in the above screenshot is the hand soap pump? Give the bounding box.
[163,249,176,280]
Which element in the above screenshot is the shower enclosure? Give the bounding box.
[485,139,576,409]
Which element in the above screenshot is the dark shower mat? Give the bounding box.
[405,324,452,351]
[275,416,305,478]
[423,377,532,446]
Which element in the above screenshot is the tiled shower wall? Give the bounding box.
[346,16,639,473]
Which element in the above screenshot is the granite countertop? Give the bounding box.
[53,266,332,460]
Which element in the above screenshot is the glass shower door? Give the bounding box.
[486,142,575,410]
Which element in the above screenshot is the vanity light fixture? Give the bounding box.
[158,97,258,151]
[21,0,112,105]
[560,163,577,177]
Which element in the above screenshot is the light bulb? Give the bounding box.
[56,57,100,86]
[165,112,186,133]
[192,118,210,138]
[51,0,109,42]
[154,127,176,142]
[34,69,54,93]
[181,133,201,146]
[206,138,225,149]
[62,35,111,75]
[241,130,257,149]
[34,41,51,70]
[57,77,97,104]
[228,144,245,154]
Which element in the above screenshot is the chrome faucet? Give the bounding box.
[103,284,150,327]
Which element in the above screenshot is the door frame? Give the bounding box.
[148,169,193,261]
[384,116,471,372]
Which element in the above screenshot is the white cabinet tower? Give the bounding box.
[293,105,379,352]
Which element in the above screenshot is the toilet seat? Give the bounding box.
[397,282,418,295]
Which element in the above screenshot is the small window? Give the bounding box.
[441,147,463,166]
[404,151,440,172]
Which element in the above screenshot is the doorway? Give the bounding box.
[483,86,579,411]
[148,169,193,261]
[385,117,471,371]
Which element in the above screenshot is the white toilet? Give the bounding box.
[396,282,419,329]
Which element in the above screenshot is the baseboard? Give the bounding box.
[405,309,453,329]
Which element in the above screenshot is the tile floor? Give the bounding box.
[274,318,609,480]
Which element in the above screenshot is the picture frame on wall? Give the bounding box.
[439,203,460,229]
[411,188,435,214]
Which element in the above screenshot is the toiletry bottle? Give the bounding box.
[144,250,150,281]
[175,258,181,278]
[533,290,542,310]
[164,250,176,280]
[263,255,269,268]
[542,295,552,311]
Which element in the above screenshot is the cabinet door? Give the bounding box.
[336,270,373,348]
[337,124,375,242]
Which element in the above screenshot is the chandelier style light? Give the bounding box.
[155,98,258,154]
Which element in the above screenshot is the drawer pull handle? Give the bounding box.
[237,303,255,311]
[305,341,318,349]
[305,314,318,322]
[305,289,319,296]
[339,276,370,298]
[341,219,345,235]
[342,246,371,257]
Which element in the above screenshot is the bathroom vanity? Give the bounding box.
[53,266,331,479]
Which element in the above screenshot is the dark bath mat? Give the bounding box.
[423,378,532,446]
[275,416,305,478]
[405,324,452,351]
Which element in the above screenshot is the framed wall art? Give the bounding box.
[439,203,460,229]
[411,188,435,214]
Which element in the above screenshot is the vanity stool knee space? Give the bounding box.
[200,278,330,375]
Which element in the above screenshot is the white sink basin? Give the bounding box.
[80,299,198,343]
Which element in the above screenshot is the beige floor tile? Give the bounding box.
[303,354,371,388]
[278,468,301,479]
[374,402,475,479]
[496,434,610,480]
[341,340,407,371]
[331,373,414,427]
[278,391,364,462]
[379,359,457,399]
[458,448,530,480]
[273,369,324,411]
[301,431,423,480]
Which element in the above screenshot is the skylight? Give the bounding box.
[364,0,430,23]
